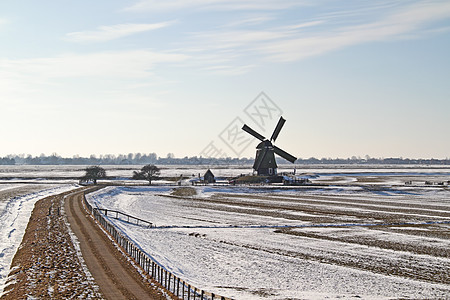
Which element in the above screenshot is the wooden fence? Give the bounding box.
[82,192,232,300]
[97,208,154,227]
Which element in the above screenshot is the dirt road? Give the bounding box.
[1,189,101,299]
[64,189,166,300]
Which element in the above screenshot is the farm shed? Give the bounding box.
[204,169,215,183]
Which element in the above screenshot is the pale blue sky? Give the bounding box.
[1,0,449,159]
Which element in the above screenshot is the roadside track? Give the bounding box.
[65,188,165,300]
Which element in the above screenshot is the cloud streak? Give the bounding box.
[125,0,307,12]
[182,0,450,66]
[0,50,189,103]
[65,22,174,42]
[1,50,187,79]
[261,0,450,62]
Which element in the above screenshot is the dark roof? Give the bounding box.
[204,169,214,177]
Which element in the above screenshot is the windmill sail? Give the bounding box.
[273,145,297,163]
[270,117,286,142]
[242,124,265,142]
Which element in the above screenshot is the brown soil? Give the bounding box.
[1,187,168,300]
[64,188,168,300]
[1,188,101,299]
[171,187,197,197]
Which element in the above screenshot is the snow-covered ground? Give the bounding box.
[0,184,78,293]
[87,183,450,299]
[1,165,449,298]
[2,164,449,183]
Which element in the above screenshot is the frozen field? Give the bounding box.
[87,177,450,299]
[1,165,449,299]
[1,164,449,183]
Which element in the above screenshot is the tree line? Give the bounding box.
[81,165,160,185]
[1,153,449,166]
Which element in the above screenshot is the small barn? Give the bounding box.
[204,169,215,184]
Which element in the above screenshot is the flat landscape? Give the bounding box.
[1,165,449,299]
[85,165,450,299]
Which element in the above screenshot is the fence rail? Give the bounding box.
[97,208,154,227]
[82,192,232,300]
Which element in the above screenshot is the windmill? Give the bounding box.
[242,116,297,176]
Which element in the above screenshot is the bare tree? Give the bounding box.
[132,165,160,185]
[82,166,106,185]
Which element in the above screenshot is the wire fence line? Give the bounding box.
[82,192,232,300]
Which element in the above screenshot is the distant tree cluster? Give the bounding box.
[132,165,161,185]
[296,156,450,165]
[1,153,254,165]
[80,166,107,185]
[0,157,15,165]
[1,153,449,166]
[81,165,160,185]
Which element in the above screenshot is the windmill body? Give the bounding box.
[242,117,297,177]
[254,141,277,175]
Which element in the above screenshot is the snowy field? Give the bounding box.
[86,171,450,299]
[0,183,78,293]
[1,165,449,299]
[2,164,449,183]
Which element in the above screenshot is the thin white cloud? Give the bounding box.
[280,21,325,30]
[182,0,450,66]
[125,0,307,12]
[0,18,8,27]
[261,0,450,62]
[192,29,294,50]
[202,64,256,75]
[0,50,189,98]
[223,15,274,28]
[65,21,174,42]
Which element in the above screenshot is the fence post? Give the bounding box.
[173,275,176,295]
[168,273,171,293]
[165,270,168,288]
[188,285,191,300]
[177,277,180,298]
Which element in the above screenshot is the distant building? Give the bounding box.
[204,169,215,183]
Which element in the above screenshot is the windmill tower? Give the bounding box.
[242,116,297,176]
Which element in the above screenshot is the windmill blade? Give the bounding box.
[254,147,269,170]
[270,116,286,142]
[242,124,266,141]
[273,145,297,163]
